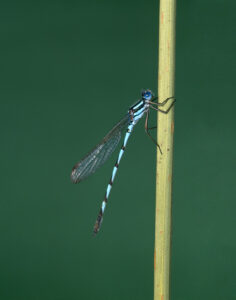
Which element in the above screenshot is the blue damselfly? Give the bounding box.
[71,90,175,234]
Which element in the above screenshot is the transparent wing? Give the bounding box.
[71,114,130,183]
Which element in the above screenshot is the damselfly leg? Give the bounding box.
[148,96,176,114]
[145,110,162,154]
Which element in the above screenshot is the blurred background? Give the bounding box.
[0,1,235,299]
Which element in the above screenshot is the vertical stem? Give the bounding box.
[154,0,176,300]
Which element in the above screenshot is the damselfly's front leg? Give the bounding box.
[148,96,176,114]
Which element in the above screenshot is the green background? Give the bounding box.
[1,1,235,299]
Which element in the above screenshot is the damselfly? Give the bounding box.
[71,89,175,235]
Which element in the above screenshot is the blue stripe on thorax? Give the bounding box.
[133,106,146,123]
[129,100,145,112]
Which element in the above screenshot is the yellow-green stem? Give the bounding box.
[154,0,176,299]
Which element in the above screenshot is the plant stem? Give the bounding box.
[154,0,176,299]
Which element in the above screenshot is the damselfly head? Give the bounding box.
[142,89,153,101]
